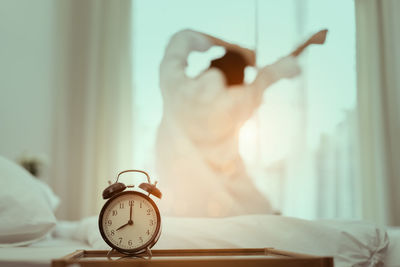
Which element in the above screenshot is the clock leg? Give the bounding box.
[106,248,116,259]
[146,246,152,259]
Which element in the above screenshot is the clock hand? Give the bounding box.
[128,202,134,225]
[116,222,129,231]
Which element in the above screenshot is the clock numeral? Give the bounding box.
[149,219,153,226]
[129,200,134,207]
[112,210,118,216]
[139,237,143,243]
[147,209,151,215]
[111,230,115,236]
[146,229,150,235]
[107,220,112,226]
[120,203,124,209]
[128,240,133,246]
[140,202,142,208]
[119,237,123,244]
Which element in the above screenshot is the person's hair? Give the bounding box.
[209,50,248,86]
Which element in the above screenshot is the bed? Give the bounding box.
[0,216,398,267]
[0,155,399,267]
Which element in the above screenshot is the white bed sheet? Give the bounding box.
[0,217,398,267]
[57,215,389,267]
[0,236,90,267]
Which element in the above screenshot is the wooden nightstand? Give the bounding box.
[52,248,334,267]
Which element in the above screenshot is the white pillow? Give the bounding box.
[0,155,57,246]
[33,176,60,212]
[66,215,389,267]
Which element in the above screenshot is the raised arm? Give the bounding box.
[159,29,213,92]
[194,31,256,67]
[252,56,301,94]
[215,56,301,125]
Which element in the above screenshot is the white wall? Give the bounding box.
[0,0,55,179]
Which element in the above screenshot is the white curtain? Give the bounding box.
[249,0,358,220]
[51,0,133,220]
[355,0,400,226]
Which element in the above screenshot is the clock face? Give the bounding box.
[99,191,161,254]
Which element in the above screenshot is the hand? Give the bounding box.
[116,204,134,231]
[129,204,133,225]
[116,222,130,231]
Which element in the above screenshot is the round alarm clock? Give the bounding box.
[98,170,162,255]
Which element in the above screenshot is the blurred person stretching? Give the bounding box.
[156,29,300,217]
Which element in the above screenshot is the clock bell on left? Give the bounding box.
[98,170,162,255]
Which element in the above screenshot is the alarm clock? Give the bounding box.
[98,170,162,255]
